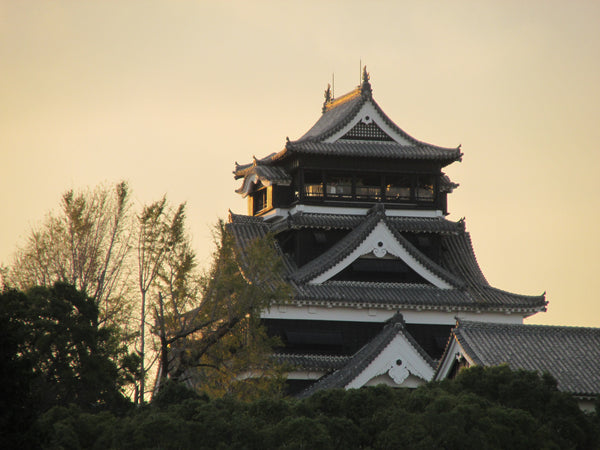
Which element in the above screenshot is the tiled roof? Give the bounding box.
[234,78,462,176]
[441,232,489,286]
[270,212,465,233]
[227,211,546,312]
[289,207,386,284]
[234,165,291,189]
[226,214,297,278]
[234,153,278,179]
[273,353,350,371]
[285,141,462,162]
[440,174,459,193]
[289,206,464,287]
[296,282,545,311]
[296,313,434,398]
[296,87,367,143]
[450,321,600,397]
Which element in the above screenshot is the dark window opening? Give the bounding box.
[332,257,431,284]
[304,171,323,198]
[253,187,268,214]
[355,174,382,201]
[385,174,412,201]
[416,175,434,202]
[264,319,384,355]
[325,174,353,199]
[405,323,454,360]
[300,170,437,205]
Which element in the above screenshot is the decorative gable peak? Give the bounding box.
[321,66,373,114]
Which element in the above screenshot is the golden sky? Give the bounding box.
[1,1,599,327]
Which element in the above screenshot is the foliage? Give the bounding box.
[135,197,191,404]
[161,220,291,400]
[1,182,133,326]
[1,181,290,403]
[28,366,599,449]
[0,283,135,448]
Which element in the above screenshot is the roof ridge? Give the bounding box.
[382,216,465,288]
[290,209,382,284]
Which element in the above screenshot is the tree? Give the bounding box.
[156,220,291,399]
[135,198,189,404]
[1,182,133,327]
[0,283,136,448]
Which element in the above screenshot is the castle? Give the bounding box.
[228,69,599,408]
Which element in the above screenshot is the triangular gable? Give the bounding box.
[339,120,394,142]
[434,333,476,381]
[345,330,436,389]
[296,314,436,398]
[324,100,413,145]
[309,220,454,288]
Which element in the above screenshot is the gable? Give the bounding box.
[325,101,412,145]
[339,120,393,141]
[346,331,435,389]
[309,220,453,288]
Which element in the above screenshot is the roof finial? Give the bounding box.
[361,65,372,96]
[323,83,332,113]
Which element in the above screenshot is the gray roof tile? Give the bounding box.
[273,353,350,371]
[285,141,462,162]
[234,81,462,177]
[289,206,464,287]
[227,211,546,312]
[270,212,465,233]
[451,321,600,396]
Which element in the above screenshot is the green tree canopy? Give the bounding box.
[30,367,599,449]
[0,283,137,448]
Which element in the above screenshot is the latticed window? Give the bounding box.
[340,121,393,141]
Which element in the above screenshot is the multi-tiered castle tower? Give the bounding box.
[230,69,546,396]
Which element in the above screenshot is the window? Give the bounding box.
[326,174,353,199]
[385,175,412,201]
[355,174,382,200]
[300,170,437,205]
[253,187,268,213]
[303,171,323,197]
[416,175,434,202]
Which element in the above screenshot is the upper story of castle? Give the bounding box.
[233,68,462,220]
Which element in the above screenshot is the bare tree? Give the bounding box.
[2,182,133,326]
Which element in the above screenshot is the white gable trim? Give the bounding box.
[309,220,452,288]
[325,102,412,145]
[435,337,476,381]
[345,332,435,389]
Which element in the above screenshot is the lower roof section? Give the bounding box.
[227,208,547,315]
[296,313,435,398]
[436,320,600,398]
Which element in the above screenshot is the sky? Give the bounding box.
[1,1,599,327]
